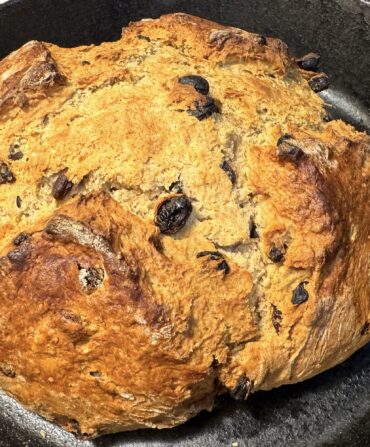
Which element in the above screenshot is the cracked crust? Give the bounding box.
[0,192,257,436]
[0,13,369,438]
[0,40,65,112]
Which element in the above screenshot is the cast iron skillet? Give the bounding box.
[0,1,369,446]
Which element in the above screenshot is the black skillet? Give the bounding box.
[0,1,369,446]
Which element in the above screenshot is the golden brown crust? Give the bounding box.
[0,12,369,437]
[0,192,257,436]
[0,40,65,112]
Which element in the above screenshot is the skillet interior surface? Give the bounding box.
[0,1,369,446]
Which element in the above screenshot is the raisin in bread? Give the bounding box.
[0,13,369,438]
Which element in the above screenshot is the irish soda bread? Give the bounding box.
[0,13,369,438]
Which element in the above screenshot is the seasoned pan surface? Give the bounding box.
[0,1,369,446]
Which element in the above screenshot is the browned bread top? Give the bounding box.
[0,13,369,438]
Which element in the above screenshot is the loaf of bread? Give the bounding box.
[0,13,369,438]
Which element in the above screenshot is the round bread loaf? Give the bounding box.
[0,13,369,438]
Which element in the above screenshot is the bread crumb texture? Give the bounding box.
[0,13,369,438]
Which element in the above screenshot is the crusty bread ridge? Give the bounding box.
[0,13,369,438]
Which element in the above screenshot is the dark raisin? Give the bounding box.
[89,371,102,377]
[168,179,183,193]
[16,196,22,208]
[296,52,320,72]
[7,248,28,265]
[188,96,219,121]
[277,134,293,146]
[272,304,283,333]
[308,74,329,93]
[269,246,284,263]
[0,162,16,184]
[258,35,267,46]
[217,260,230,275]
[13,232,30,246]
[249,221,259,239]
[178,75,210,95]
[52,173,73,200]
[360,321,369,336]
[137,34,151,42]
[220,160,236,184]
[197,251,230,274]
[78,266,104,293]
[196,251,223,260]
[8,144,23,161]
[0,364,16,378]
[155,195,192,235]
[277,135,305,163]
[292,281,309,305]
[230,375,252,400]
[81,60,91,66]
